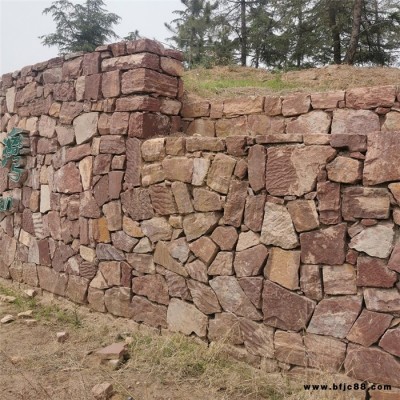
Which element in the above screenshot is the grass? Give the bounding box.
[183,64,400,99]
[0,284,82,328]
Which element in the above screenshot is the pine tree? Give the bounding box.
[40,0,120,54]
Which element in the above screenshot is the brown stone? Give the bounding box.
[66,275,89,304]
[149,184,177,215]
[124,138,141,188]
[349,223,394,259]
[287,200,319,232]
[84,73,101,100]
[331,109,380,134]
[379,327,400,357]
[183,212,220,241]
[167,298,208,337]
[181,101,210,118]
[131,296,167,328]
[126,38,164,55]
[128,112,170,139]
[357,256,397,288]
[265,145,336,196]
[210,276,262,320]
[171,182,193,214]
[323,264,357,295]
[239,318,274,358]
[55,163,82,193]
[37,266,68,296]
[327,156,363,184]
[104,287,132,318]
[244,195,265,232]
[264,95,282,115]
[189,237,218,265]
[316,181,341,225]
[346,86,396,109]
[300,224,346,265]
[304,333,346,372]
[187,280,221,314]
[208,252,234,276]
[141,218,172,242]
[208,313,242,344]
[116,96,159,113]
[260,203,298,249]
[192,188,222,212]
[206,154,236,194]
[282,94,310,116]
[262,280,315,331]
[101,70,120,98]
[141,138,165,161]
[225,136,246,157]
[247,115,285,135]
[307,295,362,338]
[82,52,100,75]
[274,331,307,366]
[364,288,400,313]
[121,67,177,97]
[234,244,268,278]
[161,157,193,183]
[160,98,181,115]
[311,91,345,109]
[132,275,169,305]
[211,226,238,250]
[286,111,331,134]
[388,241,400,273]
[121,188,153,220]
[223,181,248,227]
[364,132,400,185]
[265,247,300,290]
[154,241,187,276]
[236,231,260,251]
[330,133,367,152]
[347,309,393,347]
[215,116,247,137]
[93,175,109,206]
[96,244,124,261]
[186,259,208,282]
[186,137,224,153]
[53,82,75,101]
[224,96,264,116]
[382,111,400,131]
[247,145,266,192]
[166,137,185,156]
[186,119,215,137]
[59,102,83,124]
[238,277,263,309]
[345,344,400,387]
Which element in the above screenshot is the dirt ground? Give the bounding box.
[1,279,398,400]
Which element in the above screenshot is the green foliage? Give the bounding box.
[124,30,141,41]
[165,0,400,68]
[39,0,120,54]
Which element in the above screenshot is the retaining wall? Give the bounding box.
[1,39,400,390]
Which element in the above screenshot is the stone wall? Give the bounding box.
[181,86,400,137]
[1,40,400,389]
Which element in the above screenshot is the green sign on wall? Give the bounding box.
[0,127,30,212]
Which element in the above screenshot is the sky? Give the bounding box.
[0,0,184,75]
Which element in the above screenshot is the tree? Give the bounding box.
[344,0,363,64]
[40,0,121,54]
[124,30,141,41]
[165,0,218,68]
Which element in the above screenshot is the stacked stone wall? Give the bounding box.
[1,40,400,390]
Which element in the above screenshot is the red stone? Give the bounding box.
[128,112,170,138]
[356,256,397,288]
[121,68,177,97]
[82,52,100,75]
[347,309,393,347]
[262,280,315,331]
[84,73,102,100]
[248,144,266,192]
[316,181,341,224]
[300,224,347,265]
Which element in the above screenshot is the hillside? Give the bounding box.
[183,64,400,101]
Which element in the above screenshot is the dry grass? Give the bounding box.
[0,281,374,400]
[183,64,400,100]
